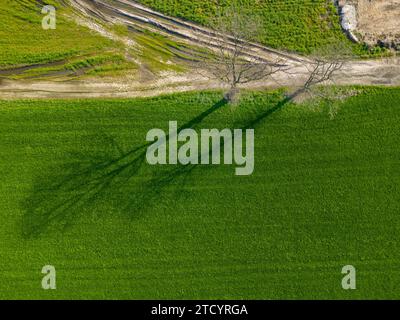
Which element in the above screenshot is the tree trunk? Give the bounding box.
[224,86,240,104]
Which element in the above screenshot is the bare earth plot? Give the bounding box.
[358,0,400,48]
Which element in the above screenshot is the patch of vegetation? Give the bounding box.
[133,29,193,72]
[0,0,114,67]
[0,1,192,76]
[136,0,348,54]
[64,53,138,77]
[4,52,138,80]
[0,88,399,299]
[137,0,390,56]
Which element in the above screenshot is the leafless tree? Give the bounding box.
[192,4,287,103]
[283,41,355,118]
[301,41,354,94]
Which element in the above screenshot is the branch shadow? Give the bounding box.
[21,92,298,239]
[21,99,227,238]
[115,92,297,221]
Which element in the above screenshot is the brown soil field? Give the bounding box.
[341,0,400,49]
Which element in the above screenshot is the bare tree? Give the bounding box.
[301,41,354,94]
[282,41,355,118]
[193,4,287,103]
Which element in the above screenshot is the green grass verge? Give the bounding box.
[0,88,399,299]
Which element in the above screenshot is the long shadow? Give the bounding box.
[21,99,227,238]
[242,95,291,129]
[21,91,298,238]
[118,91,299,219]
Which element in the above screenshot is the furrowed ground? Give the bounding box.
[0,0,191,79]
[0,0,137,79]
[0,89,399,299]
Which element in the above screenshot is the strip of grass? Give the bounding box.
[136,0,346,53]
[0,0,116,67]
[6,52,138,80]
[0,88,399,299]
[136,0,387,56]
[0,1,189,75]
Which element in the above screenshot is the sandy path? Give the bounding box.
[1,56,399,99]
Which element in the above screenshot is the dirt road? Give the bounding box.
[0,0,399,99]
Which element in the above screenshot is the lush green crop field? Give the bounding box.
[137,0,348,53]
[0,88,399,299]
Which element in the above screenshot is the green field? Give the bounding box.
[0,88,399,299]
[0,0,115,67]
[0,0,187,78]
[0,0,141,79]
[137,0,348,54]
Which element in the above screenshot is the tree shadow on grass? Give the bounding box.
[125,93,298,212]
[132,92,300,210]
[21,92,298,239]
[21,99,227,238]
